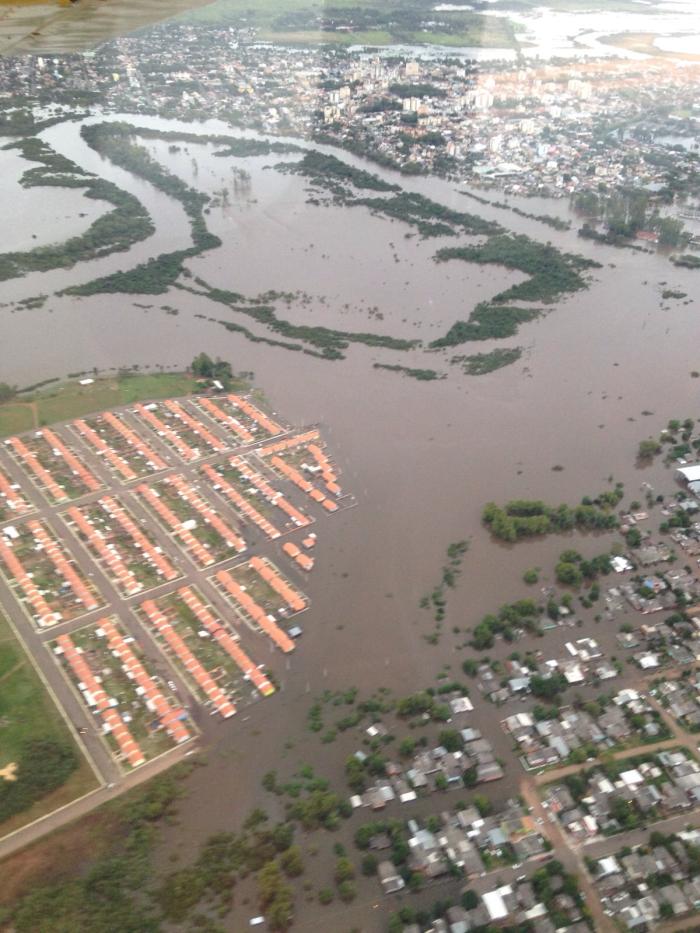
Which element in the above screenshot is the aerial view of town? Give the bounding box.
[0,0,699,930]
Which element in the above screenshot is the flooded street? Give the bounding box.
[1,114,699,929]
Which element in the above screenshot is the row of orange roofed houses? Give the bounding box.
[215,568,295,654]
[230,456,310,528]
[165,473,246,554]
[97,617,190,745]
[163,399,228,454]
[0,533,60,627]
[7,435,69,503]
[7,431,102,502]
[99,496,179,582]
[100,411,167,472]
[57,617,191,764]
[177,586,275,697]
[269,455,338,513]
[41,428,102,493]
[56,631,147,768]
[67,505,143,598]
[137,482,218,568]
[228,394,282,437]
[74,418,139,482]
[248,556,307,613]
[134,402,200,463]
[66,497,179,597]
[282,540,314,572]
[259,431,342,498]
[202,463,281,540]
[0,466,31,515]
[28,519,100,613]
[197,396,255,445]
[141,598,236,719]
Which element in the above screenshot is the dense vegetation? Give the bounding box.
[435,234,597,304]
[2,759,354,932]
[114,124,301,158]
[430,303,540,347]
[0,138,153,281]
[482,488,623,542]
[388,83,446,99]
[190,351,236,386]
[65,122,221,296]
[460,190,570,231]
[184,280,419,358]
[469,597,541,649]
[571,188,688,248]
[672,253,700,269]
[372,363,444,380]
[0,740,78,824]
[452,347,522,374]
[278,149,399,192]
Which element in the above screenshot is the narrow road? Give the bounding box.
[519,777,616,933]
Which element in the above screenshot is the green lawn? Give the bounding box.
[259,28,394,46]
[179,0,518,47]
[0,403,35,438]
[0,371,205,439]
[0,614,98,837]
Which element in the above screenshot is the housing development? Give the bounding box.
[0,388,351,784]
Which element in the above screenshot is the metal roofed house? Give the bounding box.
[678,465,700,485]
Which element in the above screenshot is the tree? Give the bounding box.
[334,857,355,884]
[280,846,303,878]
[523,568,539,584]
[638,438,661,461]
[530,673,567,700]
[461,890,479,910]
[191,352,214,378]
[361,854,377,876]
[462,766,478,788]
[555,562,583,587]
[0,382,15,402]
[438,729,462,753]
[473,794,492,816]
[337,881,356,903]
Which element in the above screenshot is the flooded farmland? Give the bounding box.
[1,114,700,930]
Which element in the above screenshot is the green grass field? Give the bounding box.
[179,0,518,47]
[0,371,202,439]
[0,614,97,837]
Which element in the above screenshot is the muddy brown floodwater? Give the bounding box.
[1,114,699,931]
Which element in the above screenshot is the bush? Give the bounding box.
[0,739,78,823]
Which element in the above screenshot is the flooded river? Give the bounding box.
[1,114,699,929]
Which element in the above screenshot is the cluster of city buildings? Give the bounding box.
[503,689,667,772]
[594,829,700,929]
[546,749,700,842]
[352,722,504,812]
[477,636,618,706]
[0,23,698,199]
[376,797,548,898]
